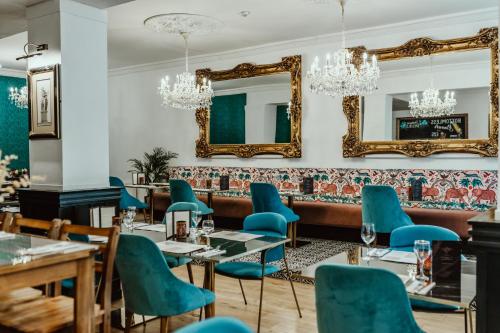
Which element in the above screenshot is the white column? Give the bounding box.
[27,0,109,188]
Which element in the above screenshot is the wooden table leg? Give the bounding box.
[286,195,297,248]
[75,256,95,333]
[149,189,155,224]
[203,261,216,318]
[207,192,213,219]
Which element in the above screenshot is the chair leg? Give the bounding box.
[238,279,248,305]
[187,263,194,284]
[464,310,468,333]
[125,309,133,333]
[160,316,169,333]
[199,307,203,321]
[257,277,265,333]
[257,251,267,333]
[284,255,302,318]
[468,309,474,333]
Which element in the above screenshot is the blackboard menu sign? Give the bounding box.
[303,177,314,194]
[396,114,468,140]
[431,241,461,285]
[411,179,423,201]
[220,175,229,190]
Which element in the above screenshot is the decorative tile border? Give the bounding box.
[168,166,497,211]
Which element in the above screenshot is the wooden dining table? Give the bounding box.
[0,233,98,332]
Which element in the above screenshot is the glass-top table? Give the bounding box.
[303,245,476,309]
[131,228,289,317]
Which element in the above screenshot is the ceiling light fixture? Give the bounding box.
[409,56,456,118]
[145,13,222,111]
[307,0,380,97]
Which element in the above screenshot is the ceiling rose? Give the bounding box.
[144,13,223,35]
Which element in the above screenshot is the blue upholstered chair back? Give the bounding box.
[243,212,287,263]
[174,317,253,333]
[115,234,210,316]
[315,264,424,333]
[361,185,413,233]
[167,202,199,213]
[250,183,284,213]
[169,179,197,204]
[109,176,125,188]
[390,225,459,251]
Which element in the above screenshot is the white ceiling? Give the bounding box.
[0,0,498,70]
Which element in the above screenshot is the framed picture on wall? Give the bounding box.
[28,64,60,139]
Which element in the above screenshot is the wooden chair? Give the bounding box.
[0,212,14,232]
[0,224,120,333]
[10,214,66,240]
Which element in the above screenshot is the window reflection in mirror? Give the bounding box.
[361,48,490,141]
[209,73,291,145]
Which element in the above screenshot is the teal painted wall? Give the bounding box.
[0,75,29,170]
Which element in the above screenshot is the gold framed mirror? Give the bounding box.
[195,55,302,158]
[343,28,498,157]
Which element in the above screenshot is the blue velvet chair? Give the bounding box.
[160,202,199,284]
[361,185,413,233]
[315,264,424,333]
[169,179,213,216]
[250,183,300,247]
[215,213,302,333]
[390,224,462,312]
[109,176,148,210]
[174,317,252,333]
[115,234,215,332]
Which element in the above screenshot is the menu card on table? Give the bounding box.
[210,231,263,242]
[156,241,207,254]
[432,240,461,285]
[380,250,417,264]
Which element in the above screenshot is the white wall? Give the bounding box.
[27,0,109,188]
[108,11,498,181]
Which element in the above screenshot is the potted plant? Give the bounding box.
[128,147,178,184]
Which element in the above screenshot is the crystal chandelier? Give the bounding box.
[158,33,213,111]
[307,0,380,97]
[409,56,457,118]
[145,14,219,111]
[8,86,28,109]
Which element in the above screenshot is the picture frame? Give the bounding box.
[28,64,60,139]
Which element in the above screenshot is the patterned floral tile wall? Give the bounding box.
[168,166,497,211]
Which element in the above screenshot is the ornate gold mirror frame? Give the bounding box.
[195,55,302,158]
[343,28,498,157]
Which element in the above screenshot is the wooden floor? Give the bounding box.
[114,264,472,333]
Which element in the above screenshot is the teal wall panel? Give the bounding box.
[275,104,291,143]
[210,93,246,144]
[0,75,29,170]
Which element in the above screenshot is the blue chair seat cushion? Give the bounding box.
[196,199,214,216]
[215,262,279,279]
[164,255,192,268]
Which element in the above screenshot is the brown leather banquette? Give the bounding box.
[152,192,478,239]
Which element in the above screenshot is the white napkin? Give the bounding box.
[0,232,15,240]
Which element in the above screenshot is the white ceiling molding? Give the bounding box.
[108,7,498,77]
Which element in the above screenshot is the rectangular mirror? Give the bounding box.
[343,28,498,157]
[362,49,490,142]
[196,56,302,158]
[210,73,292,145]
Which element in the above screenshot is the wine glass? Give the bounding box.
[361,223,376,262]
[202,219,215,249]
[414,240,431,281]
[189,211,203,238]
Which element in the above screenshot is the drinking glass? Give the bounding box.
[361,223,376,261]
[123,206,136,231]
[414,240,431,281]
[202,219,215,249]
[189,211,203,238]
